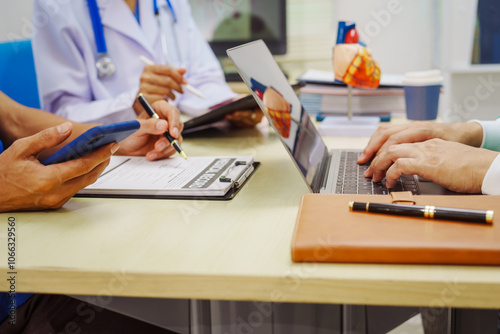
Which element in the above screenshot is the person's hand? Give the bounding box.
[0,122,117,212]
[224,107,264,128]
[118,100,184,161]
[364,138,498,193]
[357,121,484,164]
[133,65,187,114]
[224,95,264,128]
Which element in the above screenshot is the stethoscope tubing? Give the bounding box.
[87,0,179,78]
[87,0,107,54]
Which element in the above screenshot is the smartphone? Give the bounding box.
[41,120,140,165]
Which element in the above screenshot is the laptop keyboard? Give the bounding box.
[335,151,420,195]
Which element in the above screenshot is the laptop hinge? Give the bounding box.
[313,150,331,193]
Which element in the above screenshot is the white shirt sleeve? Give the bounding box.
[46,89,138,124]
[476,118,500,151]
[481,154,500,195]
[33,0,237,122]
[472,119,500,194]
[32,0,138,124]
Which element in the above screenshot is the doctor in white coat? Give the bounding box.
[32,0,263,127]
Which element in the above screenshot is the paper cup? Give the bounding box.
[403,70,443,120]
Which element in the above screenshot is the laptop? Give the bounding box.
[227,40,452,195]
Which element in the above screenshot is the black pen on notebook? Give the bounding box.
[137,93,187,160]
[349,202,494,225]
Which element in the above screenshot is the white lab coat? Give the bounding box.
[32,0,236,124]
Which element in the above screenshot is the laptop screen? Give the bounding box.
[227,40,329,193]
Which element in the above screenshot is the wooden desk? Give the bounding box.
[1,121,500,309]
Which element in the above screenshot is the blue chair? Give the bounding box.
[0,40,40,109]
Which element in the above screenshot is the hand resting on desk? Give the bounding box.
[224,95,264,128]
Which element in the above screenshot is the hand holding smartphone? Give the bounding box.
[41,120,140,165]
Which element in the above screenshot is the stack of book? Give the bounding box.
[297,70,406,118]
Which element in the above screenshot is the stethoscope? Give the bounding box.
[87,0,179,79]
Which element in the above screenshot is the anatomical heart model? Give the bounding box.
[318,21,383,137]
[333,21,381,89]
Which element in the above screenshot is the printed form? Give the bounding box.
[80,155,255,197]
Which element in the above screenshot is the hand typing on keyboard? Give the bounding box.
[361,137,498,194]
[336,152,419,195]
[356,121,484,165]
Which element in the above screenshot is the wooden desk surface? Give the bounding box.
[1,120,499,309]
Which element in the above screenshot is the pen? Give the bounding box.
[139,55,207,99]
[348,201,494,225]
[137,93,188,160]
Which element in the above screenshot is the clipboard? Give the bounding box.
[75,156,260,201]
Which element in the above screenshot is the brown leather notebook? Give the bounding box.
[291,193,500,265]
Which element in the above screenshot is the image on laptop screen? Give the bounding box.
[227,40,329,192]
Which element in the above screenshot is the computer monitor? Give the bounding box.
[188,0,287,56]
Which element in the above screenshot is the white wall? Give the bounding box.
[332,0,437,74]
[1,0,437,76]
[440,0,500,122]
[0,1,35,42]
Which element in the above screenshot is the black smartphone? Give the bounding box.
[41,120,140,165]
